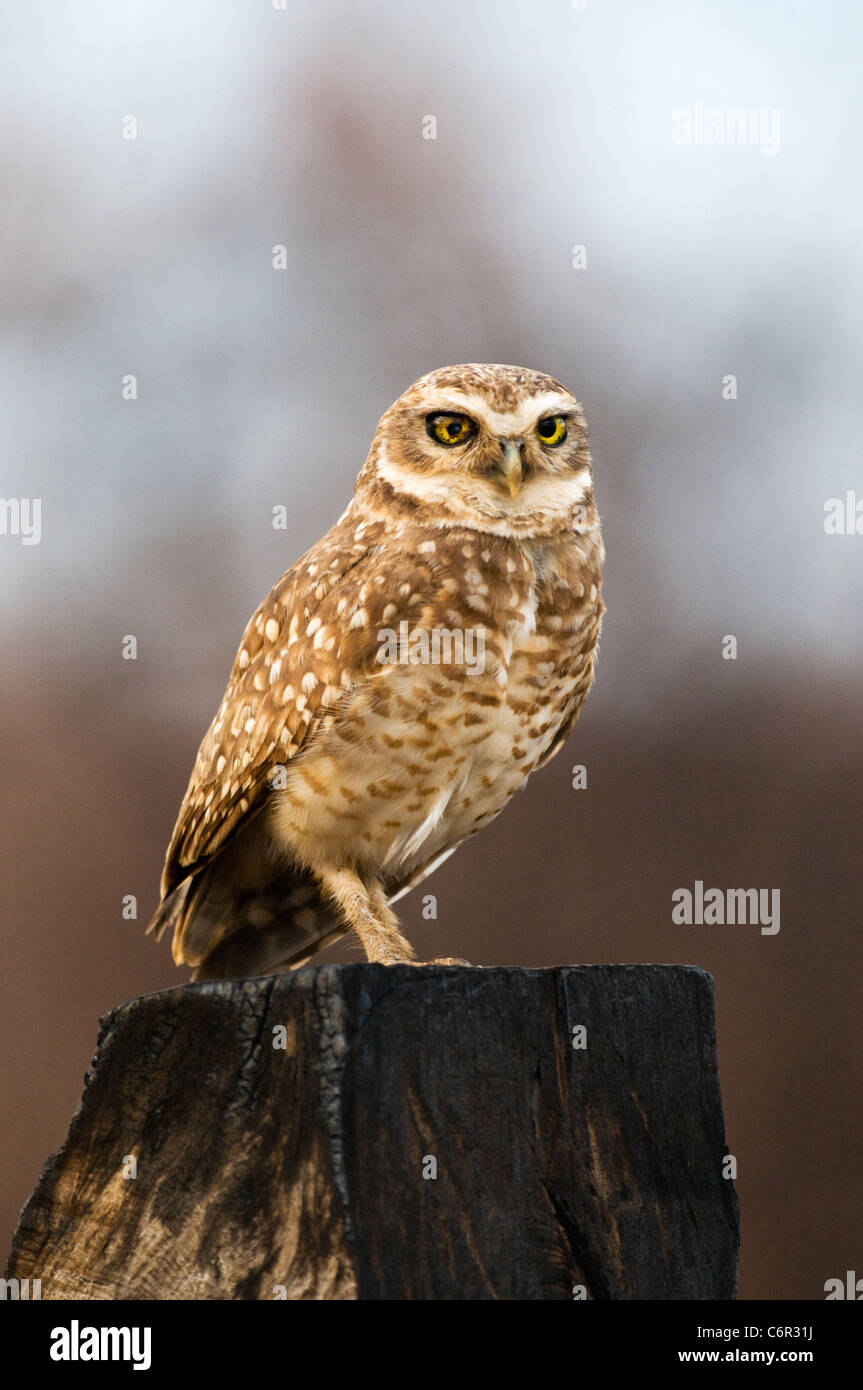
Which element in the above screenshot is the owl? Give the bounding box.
[147,364,605,978]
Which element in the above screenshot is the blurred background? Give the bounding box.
[1,0,861,1299]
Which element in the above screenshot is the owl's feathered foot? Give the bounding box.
[317,869,471,966]
[412,956,472,966]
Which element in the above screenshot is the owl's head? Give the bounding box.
[355,363,598,539]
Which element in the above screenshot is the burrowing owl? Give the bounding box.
[148,364,605,978]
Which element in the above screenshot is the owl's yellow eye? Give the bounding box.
[536,415,567,446]
[426,412,476,447]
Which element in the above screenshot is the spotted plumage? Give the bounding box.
[148,364,605,977]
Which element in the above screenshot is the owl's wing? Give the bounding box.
[161,519,374,895]
[530,637,602,776]
[530,689,591,773]
[159,511,450,899]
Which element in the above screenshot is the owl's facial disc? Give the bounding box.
[359,368,597,538]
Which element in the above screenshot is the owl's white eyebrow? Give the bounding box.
[420,400,478,416]
[428,386,575,418]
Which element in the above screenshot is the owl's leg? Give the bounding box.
[319,868,416,964]
[366,881,466,964]
[368,884,471,966]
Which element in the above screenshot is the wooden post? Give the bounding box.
[6,964,738,1300]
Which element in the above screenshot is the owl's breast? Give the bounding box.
[266,528,603,883]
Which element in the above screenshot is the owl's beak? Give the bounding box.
[493,439,523,498]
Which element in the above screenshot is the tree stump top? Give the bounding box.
[7,964,738,1300]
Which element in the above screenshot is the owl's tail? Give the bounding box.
[146,863,350,981]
